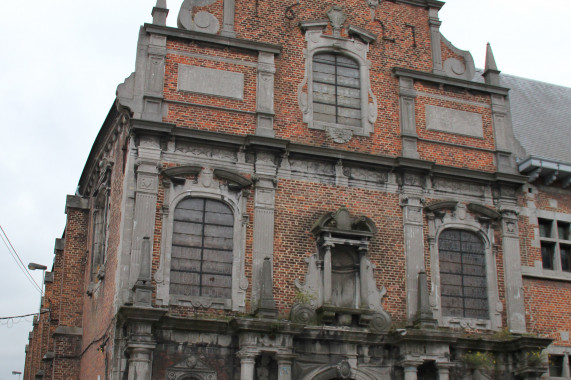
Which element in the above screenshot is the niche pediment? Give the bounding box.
[311,207,377,238]
[166,355,217,380]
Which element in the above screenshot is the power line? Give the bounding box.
[0,311,47,320]
[0,225,42,294]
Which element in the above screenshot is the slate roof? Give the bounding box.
[503,74,571,164]
[474,70,571,164]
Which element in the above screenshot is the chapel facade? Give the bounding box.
[23,1,571,379]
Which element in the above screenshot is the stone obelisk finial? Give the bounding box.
[483,43,501,86]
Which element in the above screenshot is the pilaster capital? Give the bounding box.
[236,350,257,362]
[399,360,423,369]
[275,353,295,364]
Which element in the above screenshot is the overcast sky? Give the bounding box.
[0,0,569,377]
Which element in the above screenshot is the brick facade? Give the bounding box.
[23,1,569,379]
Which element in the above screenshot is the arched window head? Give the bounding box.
[438,229,488,319]
[313,53,361,128]
[170,198,233,299]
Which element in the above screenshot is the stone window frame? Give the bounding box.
[537,212,571,274]
[90,188,110,282]
[426,202,502,330]
[87,159,113,295]
[298,21,378,142]
[544,345,571,379]
[523,210,571,282]
[155,167,249,311]
[438,228,489,320]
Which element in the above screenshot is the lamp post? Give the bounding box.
[28,262,47,314]
[12,370,22,380]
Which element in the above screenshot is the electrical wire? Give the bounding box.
[0,311,48,320]
[0,224,43,294]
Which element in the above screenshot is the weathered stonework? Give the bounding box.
[23,1,567,380]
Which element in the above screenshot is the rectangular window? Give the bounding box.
[549,355,563,377]
[538,217,571,273]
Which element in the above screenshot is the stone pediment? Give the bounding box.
[166,355,217,380]
[311,207,377,237]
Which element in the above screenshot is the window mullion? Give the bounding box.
[199,199,207,296]
[334,55,339,124]
[460,234,467,318]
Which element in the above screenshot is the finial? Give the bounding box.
[257,257,278,319]
[152,0,169,26]
[483,42,501,86]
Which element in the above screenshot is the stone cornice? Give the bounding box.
[77,102,122,197]
[144,24,282,55]
[393,67,510,96]
[397,0,444,9]
[129,121,528,186]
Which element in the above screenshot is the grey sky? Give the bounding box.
[0,0,569,377]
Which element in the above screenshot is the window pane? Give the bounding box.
[561,244,571,272]
[557,221,570,240]
[170,198,233,298]
[312,53,361,125]
[538,218,552,238]
[549,355,563,377]
[541,242,555,269]
[439,229,488,319]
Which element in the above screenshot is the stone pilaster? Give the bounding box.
[127,345,155,380]
[399,77,419,159]
[256,52,276,137]
[221,0,236,37]
[251,160,277,310]
[428,7,445,75]
[401,192,425,322]
[500,208,527,333]
[401,361,422,380]
[128,136,161,293]
[237,351,256,380]
[276,354,294,380]
[436,363,454,380]
[121,307,166,380]
[491,94,517,173]
[562,354,570,378]
[142,32,167,122]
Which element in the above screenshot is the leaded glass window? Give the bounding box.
[312,53,361,127]
[439,229,488,319]
[170,198,233,299]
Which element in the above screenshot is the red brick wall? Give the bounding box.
[79,124,128,380]
[518,185,571,347]
[161,1,494,167]
[273,179,406,322]
[524,278,571,346]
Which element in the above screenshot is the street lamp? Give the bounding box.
[12,370,22,380]
[28,262,48,314]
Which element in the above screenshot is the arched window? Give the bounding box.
[438,229,488,319]
[312,52,361,127]
[169,198,234,299]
